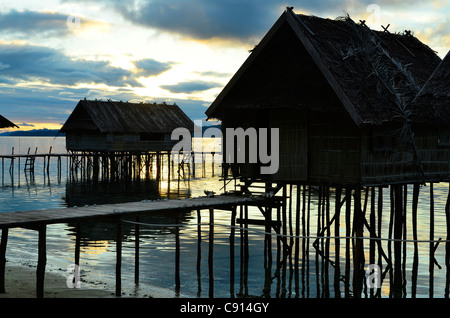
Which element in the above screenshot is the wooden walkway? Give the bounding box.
[0,194,269,298]
[0,195,263,229]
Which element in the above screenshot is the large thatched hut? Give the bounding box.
[61,99,194,152]
[206,8,450,187]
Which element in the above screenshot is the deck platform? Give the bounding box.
[0,194,265,229]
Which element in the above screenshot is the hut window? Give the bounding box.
[140,132,164,141]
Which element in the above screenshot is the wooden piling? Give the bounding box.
[230,206,236,297]
[175,216,180,295]
[208,208,214,298]
[429,182,435,297]
[412,183,420,297]
[334,187,341,297]
[115,219,122,297]
[197,209,202,296]
[393,184,403,297]
[353,187,364,297]
[135,216,140,285]
[36,225,46,299]
[0,228,8,294]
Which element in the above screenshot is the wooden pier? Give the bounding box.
[0,194,270,298]
[1,147,218,186]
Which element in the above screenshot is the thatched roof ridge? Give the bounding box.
[61,99,194,134]
[0,114,18,129]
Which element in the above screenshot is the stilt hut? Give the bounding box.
[0,115,18,129]
[61,99,194,152]
[206,8,450,187]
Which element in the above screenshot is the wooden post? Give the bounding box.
[36,225,47,298]
[75,223,81,268]
[135,216,140,285]
[334,187,341,297]
[344,187,351,297]
[353,187,364,298]
[208,208,214,298]
[0,228,8,294]
[445,183,450,298]
[175,216,180,295]
[197,209,202,296]
[115,219,122,297]
[393,184,403,298]
[295,184,300,287]
[429,182,434,297]
[230,206,236,297]
[412,183,420,297]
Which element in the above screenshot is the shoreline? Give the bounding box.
[0,265,178,298]
[0,265,116,298]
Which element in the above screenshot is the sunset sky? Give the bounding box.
[0,0,448,131]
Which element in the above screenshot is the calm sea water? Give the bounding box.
[0,136,449,298]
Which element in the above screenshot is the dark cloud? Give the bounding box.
[115,0,280,41]
[160,80,222,94]
[134,58,173,77]
[57,0,435,42]
[0,43,143,87]
[0,9,90,38]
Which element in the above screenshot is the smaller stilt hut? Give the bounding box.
[61,99,194,152]
[60,99,195,181]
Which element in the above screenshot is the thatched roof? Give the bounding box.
[206,9,445,127]
[0,114,18,129]
[60,99,194,134]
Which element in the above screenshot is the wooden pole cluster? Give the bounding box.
[1,180,450,298]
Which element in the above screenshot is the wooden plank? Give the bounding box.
[0,195,266,229]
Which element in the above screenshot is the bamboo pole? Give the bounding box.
[135,216,140,285]
[115,219,122,297]
[208,208,214,298]
[36,225,47,298]
[429,182,434,297]
[0,228,8,294]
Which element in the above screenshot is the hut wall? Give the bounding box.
[415,127,450,181]
[360,126,450,185]
[66,132,108,152]
[269,109,308,181]
[66,132,179,152]
[307,111,361,185]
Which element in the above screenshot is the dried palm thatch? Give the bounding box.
[61,99,195,134]
[294,13,440,126]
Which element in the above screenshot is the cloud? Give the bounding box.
[133,58,173,77]
[58,0,448,48]
[0,9,107,39]
[0,9,69,37]
[160,80,222,94]
[0,43,144,87]
[18,123,35,127]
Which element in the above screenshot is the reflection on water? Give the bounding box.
[0,137,450,298]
